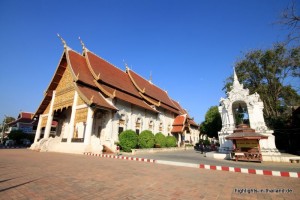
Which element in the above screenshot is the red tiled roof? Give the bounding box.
[127,69,178,111]
[75,83,117,111]
[85,51,140,96]
[171,100,185,115]
[173,115,186,126]
[8,112,35,126]
[171,125,184,133]
[171,114,187,133]
[68,50,95,87]
[19,112,34,119]
[101,84,158,113]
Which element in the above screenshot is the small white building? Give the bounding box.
[218,69,279,156]
[30,38,199,154]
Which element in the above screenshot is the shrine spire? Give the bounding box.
[233,67,240,86]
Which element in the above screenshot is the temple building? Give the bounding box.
[7,112,35,135]
[30,38,199,154]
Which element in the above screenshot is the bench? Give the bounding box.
[289,159,300,163]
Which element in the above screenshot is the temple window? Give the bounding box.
[159,122,163,132]
[135,118,141,135]
[118,114,126,134]
[149,120,153,130]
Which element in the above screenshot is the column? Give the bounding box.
[68,91,78,143]
[84,106,94,145]
[34,115,43,143]
[44,91,56,139]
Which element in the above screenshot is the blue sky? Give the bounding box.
[0,0,295,123]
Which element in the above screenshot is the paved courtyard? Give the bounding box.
[0,149,299,200]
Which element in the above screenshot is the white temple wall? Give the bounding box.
[60,108,72,139]
[75,122,85,138]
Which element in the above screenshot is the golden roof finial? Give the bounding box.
[57,33,67,48]
[123,59,129,71]
[78,36,86,51]
[149,71,152,83]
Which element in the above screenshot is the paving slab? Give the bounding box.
[0,149,299,200]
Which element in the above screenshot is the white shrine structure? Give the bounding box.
[218,70,280,156]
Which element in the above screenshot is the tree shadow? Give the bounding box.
[0,178,41,192]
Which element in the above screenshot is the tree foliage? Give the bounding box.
[138,130,155,149]
[154,132,166,148]
[1,116,15,132]
[165,136,177,147]
[119,130,138,152]
[200,106,222,138]
[8,130,24,144]
[224,44,300,128]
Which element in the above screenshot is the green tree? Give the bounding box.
[1,116,15,132]
[200,106,222,138]
[8,130,24,145]
[224,44,300,128]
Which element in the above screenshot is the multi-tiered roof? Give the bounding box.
[34,38,198,131]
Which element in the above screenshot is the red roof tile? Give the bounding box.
[100,84,158,113]
[68,50,95,87]
[8,112,35,126]
[75,83,117,111]
[173,115,186,126]
[127,69,178,111]
[85,51,140,96]
[171,125,184,133]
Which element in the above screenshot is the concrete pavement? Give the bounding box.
[0,149,299,199]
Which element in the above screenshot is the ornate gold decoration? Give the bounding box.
[43,104,51,115]
[41,116,47,128]
[93,80,114,98]
[53,66,75,111]
[127,70,146,94]
[77,96,85,105]
[75,108,88,124]
[90,95,94,103]
[139,92,160,107]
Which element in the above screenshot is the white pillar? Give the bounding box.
[84,106,94,145]
[68,91,78,143]
[44,91,56,139]
[34,115,43,143]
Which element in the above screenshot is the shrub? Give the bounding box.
[119,130,138,152]
[154,132,166,148]
[138,130,155,149]
[203,139,210,146]
[166,136,177,147]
